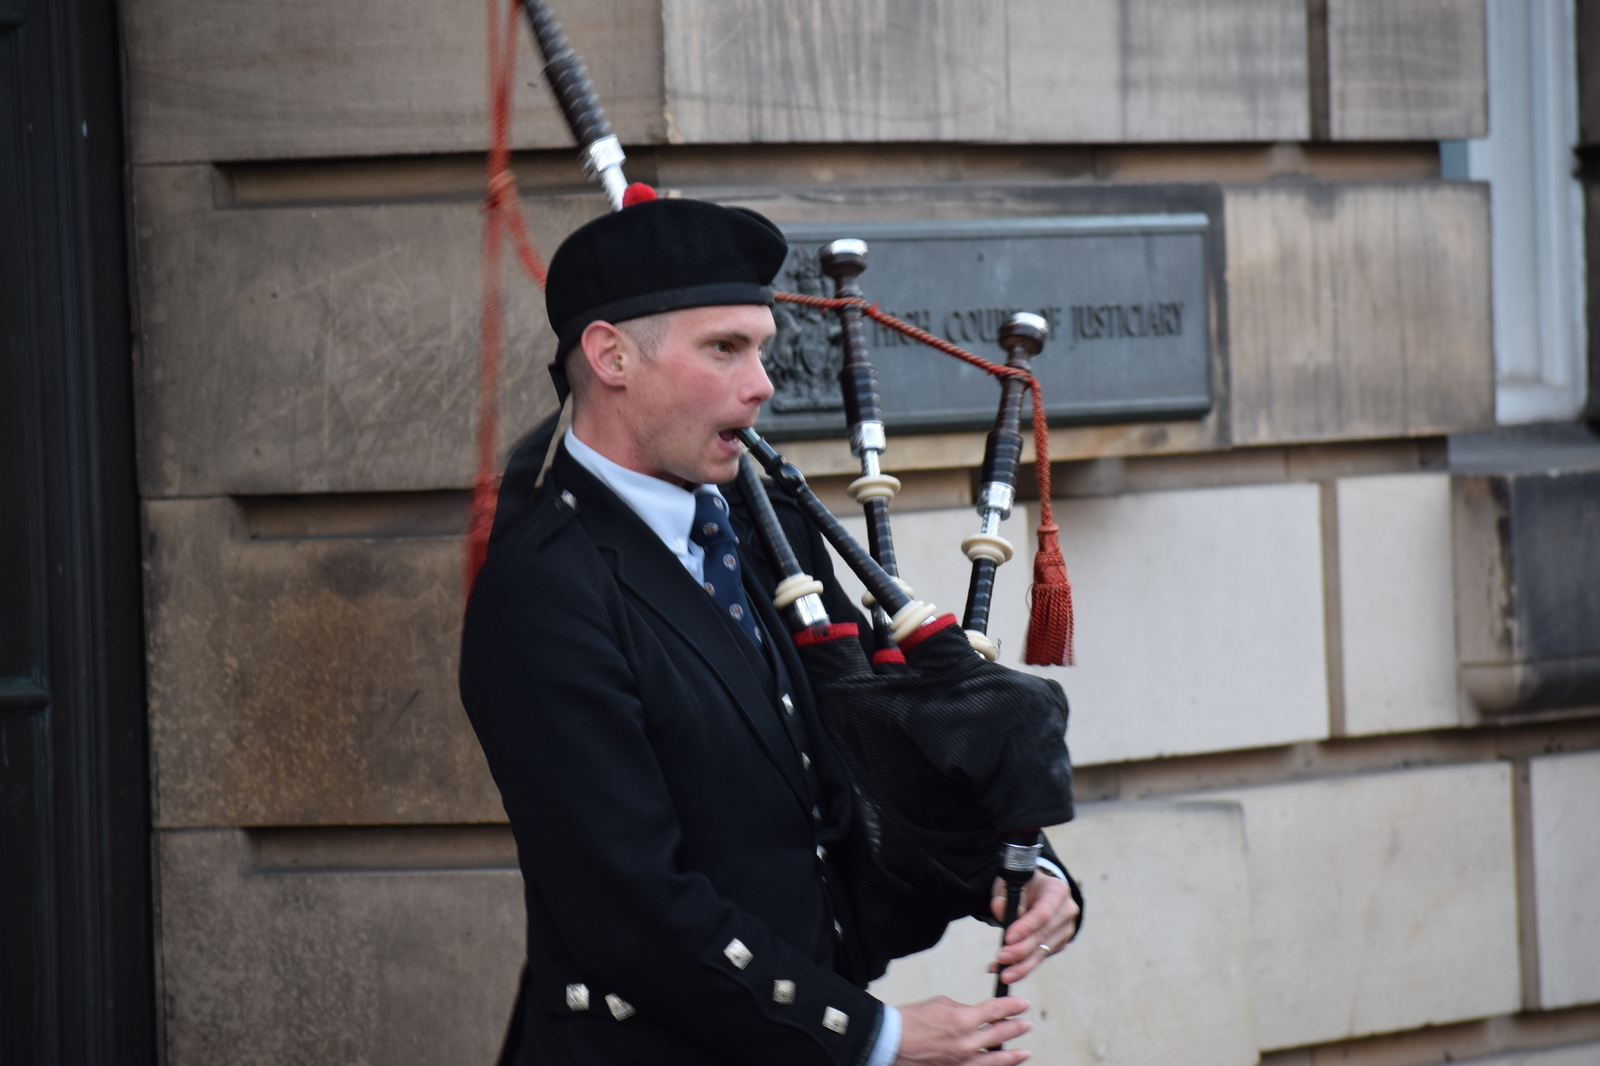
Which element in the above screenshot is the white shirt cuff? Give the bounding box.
[864,1004,901,1066]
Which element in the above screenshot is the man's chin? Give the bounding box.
[689,452,741,487]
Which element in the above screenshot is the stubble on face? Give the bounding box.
[621,304,776,488]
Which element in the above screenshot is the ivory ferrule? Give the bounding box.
[861,575,914,610]
[965,630,1000,661]
[962,532,1014,565]
[847,473,900,503]
[888,600,939,644]
[772,574,826,610]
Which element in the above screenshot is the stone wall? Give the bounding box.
[125,1,1600,1063]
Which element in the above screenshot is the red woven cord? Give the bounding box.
[468,0,549,597]
[774,293,1074,665]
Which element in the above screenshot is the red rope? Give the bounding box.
[773,293,1074,665]
[469,0,548,596]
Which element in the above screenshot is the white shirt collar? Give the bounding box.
[563,428,724,582]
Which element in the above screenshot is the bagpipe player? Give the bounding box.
[459,194,1081,1066]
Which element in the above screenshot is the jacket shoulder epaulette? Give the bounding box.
[497,481,583,557]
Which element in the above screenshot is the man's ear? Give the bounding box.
[579,320,631,388]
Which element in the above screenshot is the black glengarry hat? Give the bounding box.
[545,197,789,397]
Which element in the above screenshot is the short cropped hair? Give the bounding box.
[562,312,671,406]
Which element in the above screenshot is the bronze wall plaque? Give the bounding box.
[758,214,1212,438]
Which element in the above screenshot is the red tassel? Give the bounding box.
[1024,522,1074,666]
[622,182,657,207]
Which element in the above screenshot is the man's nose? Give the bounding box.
[744,355,775,406]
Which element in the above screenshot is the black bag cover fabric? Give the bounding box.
[795,618,1074,908]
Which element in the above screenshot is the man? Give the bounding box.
[460,196,1079,1066]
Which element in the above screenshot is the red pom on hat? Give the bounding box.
[622,182,657,207]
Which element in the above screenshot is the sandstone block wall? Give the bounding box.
[123,1,1600,1063]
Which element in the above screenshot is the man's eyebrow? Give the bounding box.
[702,329,772,347]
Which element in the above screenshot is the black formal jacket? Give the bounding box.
[460,435,979,1066]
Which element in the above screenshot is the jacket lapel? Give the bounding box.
[550,446,811,808]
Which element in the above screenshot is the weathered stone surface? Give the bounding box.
[1453,468,1600,717]
[663,0,1008,143]
[1334,473,1459,735]
[157,828,524,1066]
[144,497,502,827]
[133,165,573,497]
[664,0,1307,144]
[1208,763,1520,1049]
[125,0,665,163]
[1529,750,1600,1010]
[870,800,1257,1066]
[1020,484,1326,766]
[1327,0,1488,140]
[1007,0,1308,143]
[1226,183,1494,446]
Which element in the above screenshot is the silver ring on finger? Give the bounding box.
[1037,942,1053,958]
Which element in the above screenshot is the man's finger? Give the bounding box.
[998,943,1052,985]
[974,1048,1031,1066]
[973,996,1030,1024]
[968,1017,1031,1052]
[1004,877,1067,944]
[1001,898,1051,945]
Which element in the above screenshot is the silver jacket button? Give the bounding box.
[823,1007,849,1034]
[605,994,635,1021]
[724,937,753,969]
[772,979,796,1005]
[565,983,590,1011]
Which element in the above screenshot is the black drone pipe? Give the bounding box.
[736,428,941,642]
[817,240,913,650]
[961,312,1049,662]
[734,454,833,636]
[519,0,629,210]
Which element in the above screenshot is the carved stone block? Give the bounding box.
[133,165,570,497]
[1328,0,1488,140]
[1226,183,1494,445]
[144,496,502,827]
[125,0,665,163]
[157,828,523,1066]
[1209,763,1520,1049]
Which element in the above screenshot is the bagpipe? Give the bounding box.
[483,0,1078,998]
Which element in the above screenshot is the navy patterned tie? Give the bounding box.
[689,491,762,646]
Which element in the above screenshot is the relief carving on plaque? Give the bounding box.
[764,249,844,413]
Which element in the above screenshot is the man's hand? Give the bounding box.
[894,995,1032,1065]
[988,870,1080,986]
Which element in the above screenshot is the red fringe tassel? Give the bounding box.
[1020,377,1073,666]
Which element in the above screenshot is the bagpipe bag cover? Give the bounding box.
[797,619,1074,904]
